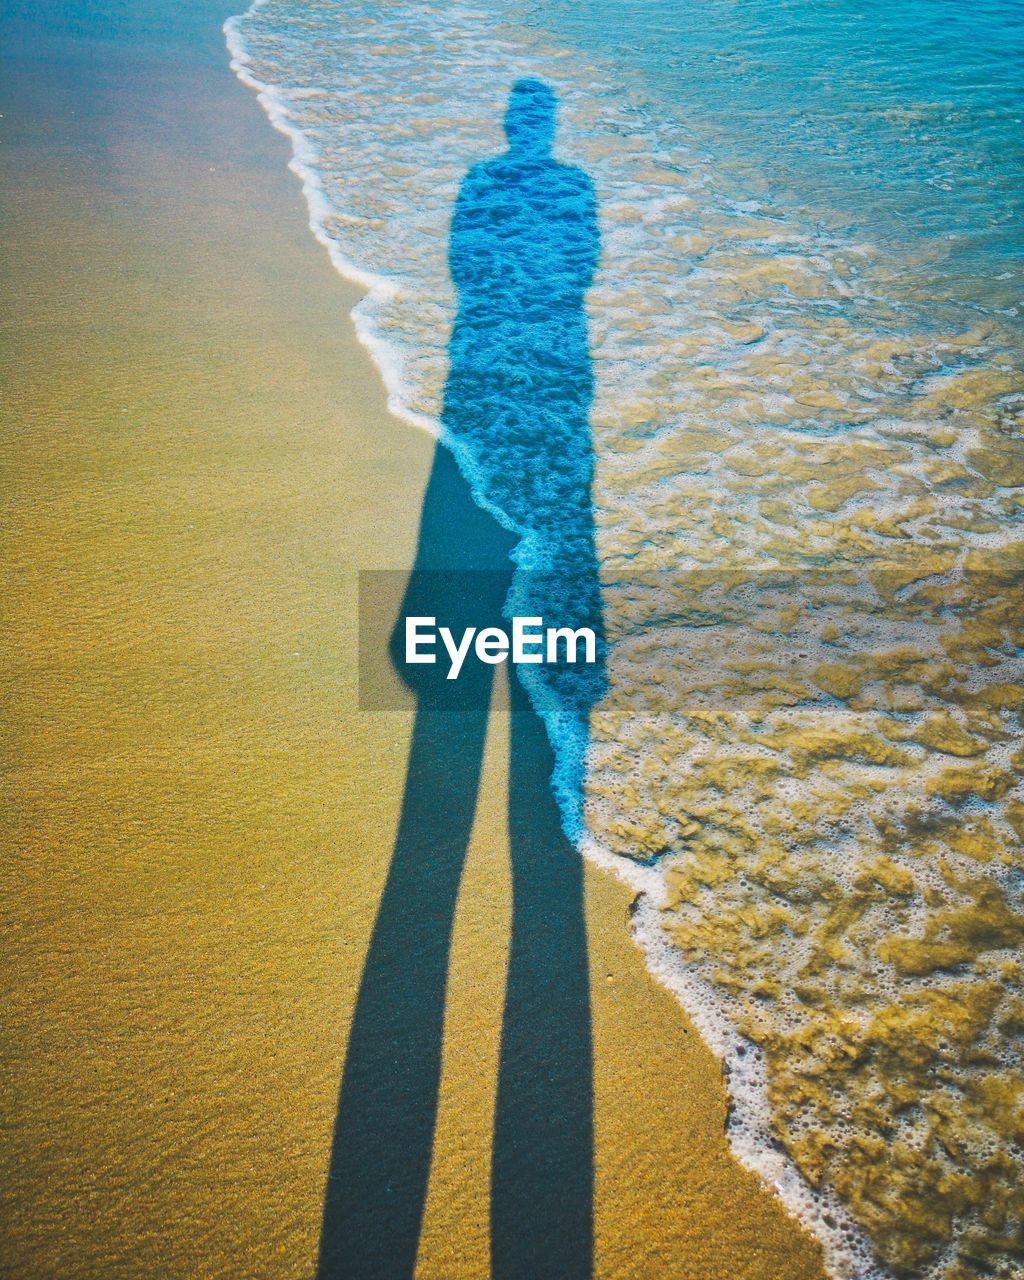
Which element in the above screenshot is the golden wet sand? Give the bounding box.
[1,8,825,1277]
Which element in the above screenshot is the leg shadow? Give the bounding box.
[316,448,507,1280]
[492,672,593,1280]
[315,697,490,1280]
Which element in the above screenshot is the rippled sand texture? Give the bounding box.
[229,1,1023,1275]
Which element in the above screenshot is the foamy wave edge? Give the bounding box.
[224,9,892,1277]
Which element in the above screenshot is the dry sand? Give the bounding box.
[1,4,826,1276]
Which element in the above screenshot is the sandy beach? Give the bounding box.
[0,2,829,1276]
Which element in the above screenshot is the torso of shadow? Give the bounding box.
[317,81,602,1280]
[444,144,597,533]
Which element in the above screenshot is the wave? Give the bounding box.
[225,3,1024,1276]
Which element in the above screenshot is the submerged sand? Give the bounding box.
[1,4,825,1276]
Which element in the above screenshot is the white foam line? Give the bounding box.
[225,7,442,444]
[225,8,899,1276]
[226,9,542,561]
[579,832,892,1280]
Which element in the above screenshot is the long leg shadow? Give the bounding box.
[494,672,593,1280]
[317,448,505,1279]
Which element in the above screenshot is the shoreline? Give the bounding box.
[222,13,872,1274]
[2,2,827,1276]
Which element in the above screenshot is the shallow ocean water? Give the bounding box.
[225,1,1023,1275]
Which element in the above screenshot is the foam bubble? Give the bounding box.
[225,2,1023,1275]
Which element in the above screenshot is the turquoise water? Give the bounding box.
[538,0,1024,313]
[226,2,1024,1276]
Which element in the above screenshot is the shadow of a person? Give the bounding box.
[317,79,602,1280]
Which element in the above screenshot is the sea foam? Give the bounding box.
[225,3,1024,1276]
